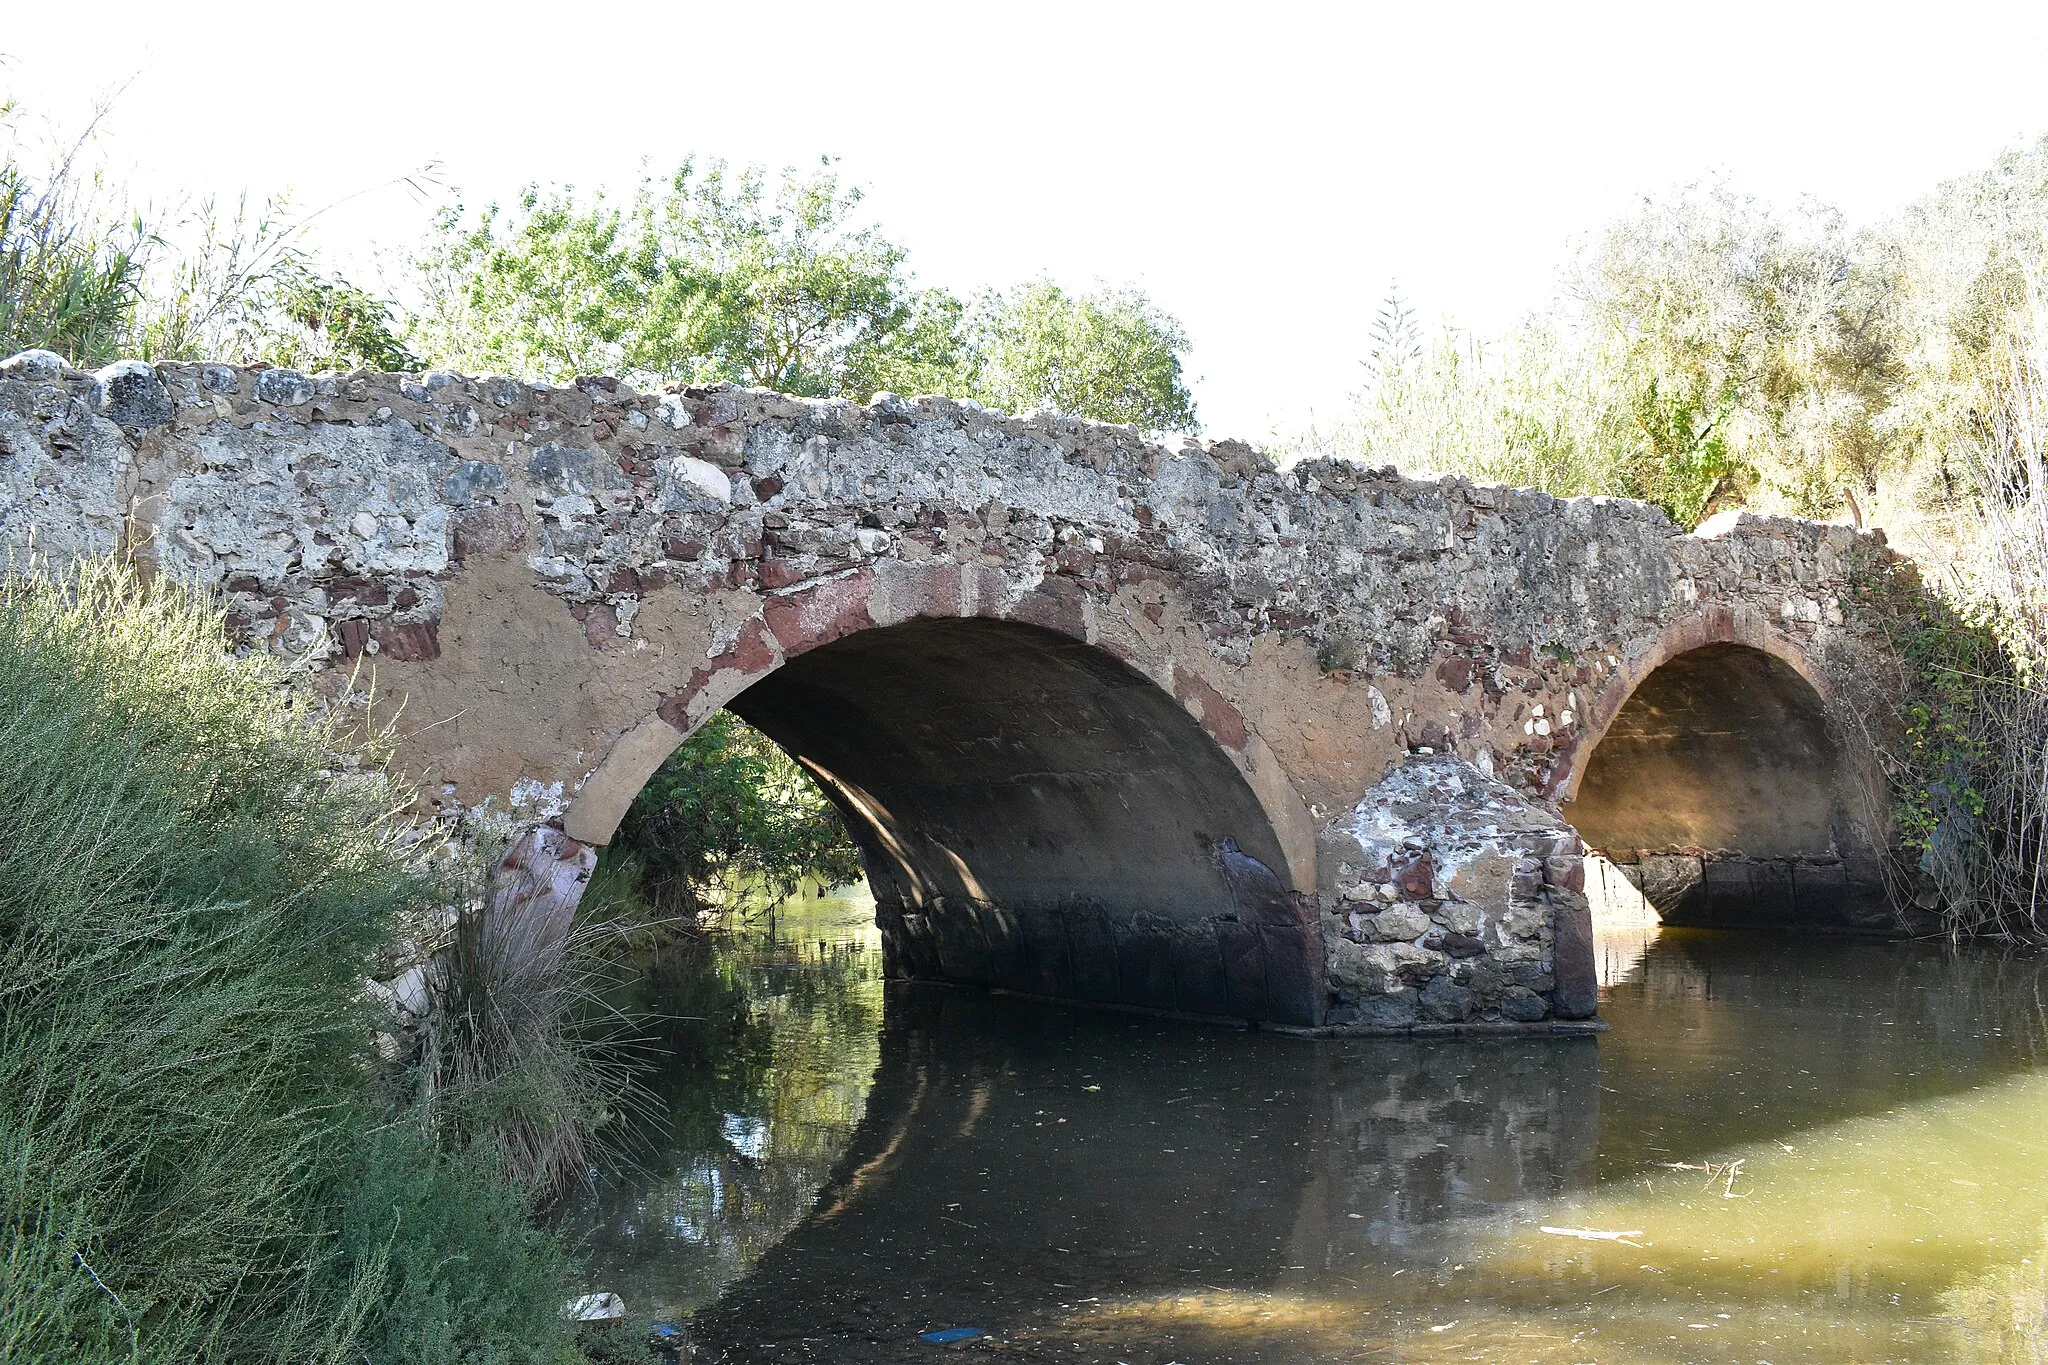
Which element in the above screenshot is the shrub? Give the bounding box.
[0,562,581,1362]
[1851,284,2048,941]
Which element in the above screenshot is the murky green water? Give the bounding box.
[562,893,2048,1362]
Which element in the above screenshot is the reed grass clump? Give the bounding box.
[0,561,582,1363]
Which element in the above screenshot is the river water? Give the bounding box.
[557,888,2048,1362]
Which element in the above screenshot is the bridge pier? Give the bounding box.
[1316,755,1598,1033]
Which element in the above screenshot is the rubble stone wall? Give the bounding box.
[0,349,1914,1030]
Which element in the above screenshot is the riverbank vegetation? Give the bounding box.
[612,712,861,923]
[0,563,596,1362]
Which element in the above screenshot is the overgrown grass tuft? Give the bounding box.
[0,561,583,1363]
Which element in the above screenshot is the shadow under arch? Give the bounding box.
[672,616,1322,1024]
[1564,637,1889,929]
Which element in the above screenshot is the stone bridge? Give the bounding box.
[0,351,1911,1032]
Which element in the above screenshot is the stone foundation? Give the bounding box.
[1605,850,1896,932]
[1317,756,1597,1031]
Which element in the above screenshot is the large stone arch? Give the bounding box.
[560,566,1324,1024]
[1553,609,1890,929]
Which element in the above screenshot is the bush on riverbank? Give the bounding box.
[0,562,583,1363]
[1850,286,2048,943]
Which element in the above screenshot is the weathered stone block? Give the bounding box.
[1168,927,1233,1018]
[1062,908,1122,1003]
[1543,855,1586,893]
[1703,859,1756,922]
[1216,919,1269,1018]
[1636,854,1706,917]
[1330,938,1398,994]
[1355,987,1420,1028]
[1255,922,1323,1025]
[1113,918,1179,1010]
[1550,889,1597,1019]
[1749,859,1798,922]
[1438,901,1484,935]
[1016,903,1075,997]
[93,360,172,429]
[1,348,66,379]
[1448,849,1516,911]
[1369,905,1433,941]
[929,902,1000,985]
[1419,974,1475,1022]
[255,367,314,407]
[1792,860,1849,922]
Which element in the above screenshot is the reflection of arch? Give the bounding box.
[564,578,1322,1024]
[1559,610,1888,928]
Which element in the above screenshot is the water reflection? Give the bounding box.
[552,889,884,1321]
[574,888,2048,1362]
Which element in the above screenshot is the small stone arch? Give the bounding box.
[561,563,1326,1023]
[1553,608,1889,928]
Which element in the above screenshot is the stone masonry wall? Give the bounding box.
[0,348,1913,1030]
[1319,756,1595,1031]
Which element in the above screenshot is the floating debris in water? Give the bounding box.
[1540,1225,1646,1247]
[566,1292,626,1323]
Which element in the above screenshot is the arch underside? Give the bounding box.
[728,618,1322,1024]
[1570,643,1889,930]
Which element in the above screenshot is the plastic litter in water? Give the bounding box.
[565,1292,626,1323]
[920,1326,987,1344]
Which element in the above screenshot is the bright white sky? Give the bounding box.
[6,1,2048,438]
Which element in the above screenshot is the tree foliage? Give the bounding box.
[967,281,1198,431]
[1296,148,2048,536]
[1299,182,1914,527]
[410,160,933,398]
[617,711,863,920]
[406,159,1197,431]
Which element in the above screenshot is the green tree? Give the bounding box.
[618,712,863,919]
[408,186,652,382]
[1573,180,1899,517]
[410,158,951,398]
[633,160,924,394]
[1294,181,1904,528]
[407,162,1202,432]
[1869,134,2048,517]
[969,280,1198,431]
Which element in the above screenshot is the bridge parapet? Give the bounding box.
[0,353,1915,1028]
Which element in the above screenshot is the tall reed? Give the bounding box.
[0,561,583,1362]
